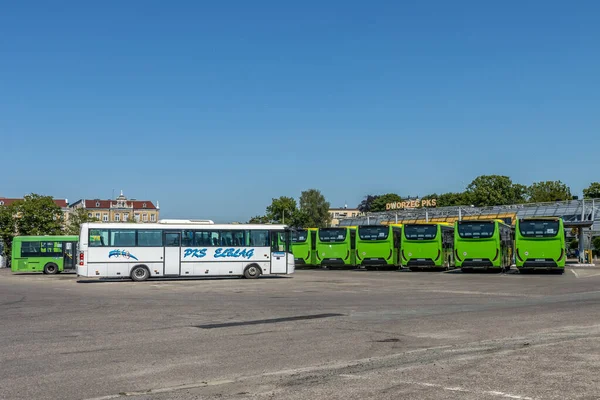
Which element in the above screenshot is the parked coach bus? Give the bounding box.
[515,218,566,273]
[11,235,79,274]
[454,220,513,272]
[315,227,356,269]
[290,228,317,266]
[355,224,401,270]
[78,221,294,281]
[402,223,454,271]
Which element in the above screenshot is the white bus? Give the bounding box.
[77,222,295,281]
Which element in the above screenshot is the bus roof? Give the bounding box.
[82,223,288,230]
[158,219,214,224]
[519,217,562,222]
[13,235,79,242]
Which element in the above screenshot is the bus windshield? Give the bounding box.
[457,222,495,239]
[292,230,308,243]
[404,225,437,240]
[319,228,347,242]
[358,226,389,240]
[519,220,560,238]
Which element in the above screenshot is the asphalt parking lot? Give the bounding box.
[2,267,600,400]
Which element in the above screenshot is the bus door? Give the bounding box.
[271,230,288,274]
[63,242,77,271]
[163,231,181,276]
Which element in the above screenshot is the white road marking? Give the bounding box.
[570,269,579,278]
[394,380,534,399]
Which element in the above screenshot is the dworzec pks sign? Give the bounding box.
[386,199,437,210]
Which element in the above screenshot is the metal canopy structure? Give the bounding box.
[338,198,600,263]
[339,198,600,229]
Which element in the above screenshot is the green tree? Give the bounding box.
[266,196,298,224]
[247,215,270,224]
[435,192,470,207]
[583,182,600,199]
[13,194,63,236]
[527,180,572,203]
[466,175,526,206]
[357,195,380,213]
[299,189,331,228]
[66,208,99,235]
[0,203,16,260]
[371,193,402,212]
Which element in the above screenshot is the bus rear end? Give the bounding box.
[355,225,398,270]
[77,223,91,277]
[316,228,355,269]
[455,221,501,271]
[402,224,444,270]
[515,218,565,273]
[291,229,314,266]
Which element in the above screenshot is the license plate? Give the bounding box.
[418,258,426,261]
[473,259,482,262]
[535,259,545,262]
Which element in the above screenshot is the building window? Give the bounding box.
[103,214,109,222]
[124,213,129,222]
[150,214,156,222]
[96,202,100,207]
[134,213,140,222]
[95,213,101,219]
[142,213,148,222]
[115,213,120,222]
[143,203,147,208]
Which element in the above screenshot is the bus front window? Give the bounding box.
[319,228,347,243]
[519,220,560,238]
[292,229,308,243]
[358,226,389,240]
[457,222,495,238]
[404,225,437,240]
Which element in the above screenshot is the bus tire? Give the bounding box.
[130,265,150,282]
[44,263,59,275]
[243,264,261,279]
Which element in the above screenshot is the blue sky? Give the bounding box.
[1,1,599,222]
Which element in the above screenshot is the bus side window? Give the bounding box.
[250,230,269,247]
[90,229,109,247]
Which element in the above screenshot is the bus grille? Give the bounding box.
[462,259,493,267]
[523,259,558,268]
[406,259,435,267]
[322,258,345,265]
[360,258,387,266]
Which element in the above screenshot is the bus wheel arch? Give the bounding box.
[130,265,151,282]
[243,264,262,279]
[43,263,59,275]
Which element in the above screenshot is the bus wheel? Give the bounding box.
[244,264,261,279]
[44,263,58,275]
[131,266,150,282]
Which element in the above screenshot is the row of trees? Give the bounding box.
[248,189,331,228]
[358,176,600,213]
[0,194,99,259]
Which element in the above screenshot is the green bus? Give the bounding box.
[291,228,317,266]
[315,227,356,269]
[355,225,401,270]
[515,218,566,273]
[454,220,513,272]
[401,223,454,271]
[11,235,79,274]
